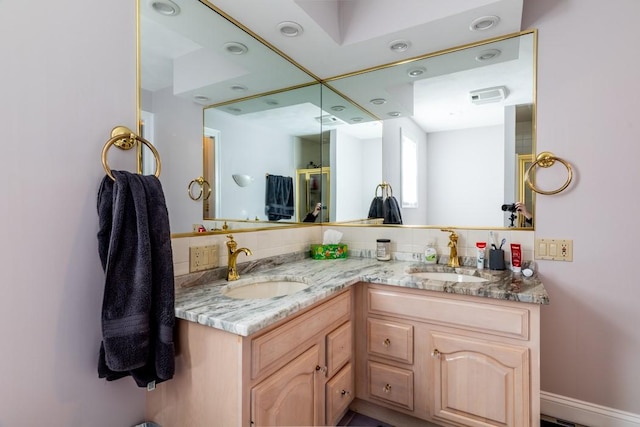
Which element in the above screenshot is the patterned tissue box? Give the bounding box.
[310,244,348,259]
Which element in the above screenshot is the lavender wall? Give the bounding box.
[524,0,640,414]
[0,1,145,425]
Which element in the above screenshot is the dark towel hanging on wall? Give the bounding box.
[368,196,384,219]
[96,170,175,387]
[265,174,294,221]
[383,195,403,224]
[368,182,402,224]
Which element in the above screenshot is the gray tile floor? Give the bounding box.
[338,411,393,427]
[339,410,567,427]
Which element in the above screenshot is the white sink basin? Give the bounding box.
[222,277,310,299]
[410,271,488,283]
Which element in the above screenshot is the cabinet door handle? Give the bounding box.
[383,338,391,347]
[315,365,328,376]
[383,384,392,393]
[431,349,441,359]
[340,389,351,397]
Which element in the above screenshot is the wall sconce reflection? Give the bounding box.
[232,174,254,187]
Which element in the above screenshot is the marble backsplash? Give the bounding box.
[171,225,534,286]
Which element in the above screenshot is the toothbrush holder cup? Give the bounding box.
[489,249,506,270]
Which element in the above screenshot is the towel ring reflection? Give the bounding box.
[524,151,573,195]
[187,176,212,201]
[101,126,161,181]
[375,182,393,198]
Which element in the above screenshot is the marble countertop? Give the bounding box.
[174,257,549,337]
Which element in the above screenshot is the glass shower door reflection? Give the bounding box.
[296,167,330,222]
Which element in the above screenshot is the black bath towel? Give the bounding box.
[97,170,175,387]
[265,174,294,221]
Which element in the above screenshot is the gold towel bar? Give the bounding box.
[101,126,161,181]
[524,151,573,195]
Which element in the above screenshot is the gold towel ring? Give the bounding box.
[187,176,212,201]
[524,151,573,195]
[101,126,161,181]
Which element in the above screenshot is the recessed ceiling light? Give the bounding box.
[193,95,210,103]
[407,67,426,77]
[331,105,346,112]
[475,49,502,61]
[469,15,500,31]
[370,98,387,105]
[277,21,303,37]
[149,0,180,16]
[264,99,279,106]
[388,112,401,117]
[230,85,248,92]
[389,39,411,53]
[227,107,242,113]
[224,42,248,55]
[351,117,363,122]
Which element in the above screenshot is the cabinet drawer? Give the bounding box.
[368,361,414,410]
[367,318,413,364]
[326,363,354,426]
[252,291,351,379]
[327,321,352,377]
[368,287,529,340]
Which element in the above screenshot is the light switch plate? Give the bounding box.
[190,245,218,272]
[535,238,573,261]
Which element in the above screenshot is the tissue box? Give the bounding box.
[310,244,348,259]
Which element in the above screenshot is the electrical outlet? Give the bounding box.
[535,238,573,261]
[190,245,218,272]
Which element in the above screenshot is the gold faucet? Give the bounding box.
[441,229,460,268]
[226,234,252,281]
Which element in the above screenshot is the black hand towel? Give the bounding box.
[97,170,175,387]
[368,196,384,219]
[265,174,294,221]
[383,196,403,225]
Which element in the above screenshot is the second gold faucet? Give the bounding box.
[226,234,252,281]
[441,229,460,268]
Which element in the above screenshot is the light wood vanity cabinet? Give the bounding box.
[251,345,321,426]
[146,289,354,427]
[354,283,540,427]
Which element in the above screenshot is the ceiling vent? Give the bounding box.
[469,86,508,105]
[315,115,344,125]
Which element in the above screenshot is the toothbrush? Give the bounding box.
[489,231,498,250]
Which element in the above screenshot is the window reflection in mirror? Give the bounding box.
[401,132,418,209]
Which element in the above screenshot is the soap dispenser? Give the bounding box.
[424,239,437,264]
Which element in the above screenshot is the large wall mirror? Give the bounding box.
[139,0,536,235]
[326,31,536,228]
[139,0,319,233]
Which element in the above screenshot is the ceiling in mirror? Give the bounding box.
[327,33,533,133]
[204,0,524,78]
[141,0,315,105]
